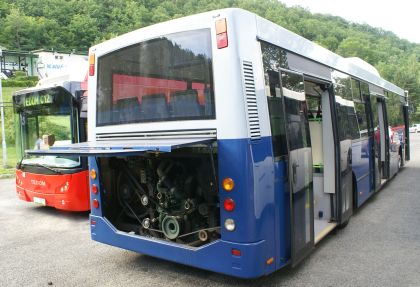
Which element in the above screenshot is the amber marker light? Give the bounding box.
[89,53,95,76]
[215,18,228,49]
[90,169,97,180]
[222,178,234,191]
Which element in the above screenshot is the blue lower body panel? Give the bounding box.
[90,215,278,278]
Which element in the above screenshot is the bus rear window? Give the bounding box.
[96,29,215,126]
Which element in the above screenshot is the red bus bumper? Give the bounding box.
[15,169,90,212]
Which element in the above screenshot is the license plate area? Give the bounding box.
[33,197,46,205]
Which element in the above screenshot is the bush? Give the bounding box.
[2,79,38,87]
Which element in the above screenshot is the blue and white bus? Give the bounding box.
[29,8,409,278]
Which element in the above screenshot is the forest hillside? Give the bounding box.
[1,0,419,118]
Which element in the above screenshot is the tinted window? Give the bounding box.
[281,71,311,151]
[355,102,368,139]
[265,70,288,157]
[351,79,362,102]
[96,29,214,126]
[332,71,352,101]
[261,42,289,157]
[387,92,404,128]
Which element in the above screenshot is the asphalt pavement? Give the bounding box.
[1,134,420,286]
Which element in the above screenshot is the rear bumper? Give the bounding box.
[15,170,90,212]
[90,215,279,278]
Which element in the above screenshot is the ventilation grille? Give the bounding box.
[96,129,217,141]
[242,61,261,140]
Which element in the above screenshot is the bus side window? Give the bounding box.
[266,70,288,158]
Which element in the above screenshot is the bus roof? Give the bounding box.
[90,8,405,97]
[252,9,405,96]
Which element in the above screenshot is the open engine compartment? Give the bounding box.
[98,146,220,247]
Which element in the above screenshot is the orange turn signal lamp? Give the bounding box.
[89,53,95,76]
[90,169,97,180]
[222,177,234,191]
[215,18,228,49]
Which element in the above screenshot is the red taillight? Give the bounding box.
[91,219,96,225]
[89,65,95,76]
[91,184,98,194]
[89,53,95,76]
[231,249,241,256]
[216,32,228,49]
[223,198,235,212]
[93,199,99,209]
[215,18,228,49]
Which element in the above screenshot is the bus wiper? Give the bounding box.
[29,163,63,175]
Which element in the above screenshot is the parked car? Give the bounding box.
[409,123,420,133]
[1,69,14,78]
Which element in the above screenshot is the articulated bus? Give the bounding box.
[15,72,90,211]
[29,9,409,278]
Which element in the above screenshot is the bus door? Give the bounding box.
[403,105,410,161]
[332,90,353,225]
[279,70,314,266]
[370,95,386,190]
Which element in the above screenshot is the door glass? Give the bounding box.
[280,71,313,262]
[370,96,381,188]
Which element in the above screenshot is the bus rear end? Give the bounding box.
[79,9,277,278]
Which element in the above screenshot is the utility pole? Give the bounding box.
[0,49,7,168]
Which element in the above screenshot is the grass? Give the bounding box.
[2,86,23,102]
[0,146,18,175]
[1,86,26,175]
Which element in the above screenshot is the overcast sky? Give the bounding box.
[279,0,420,43]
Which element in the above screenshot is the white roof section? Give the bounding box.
[344,57,380,77]
[251,9,405,96]
[89,8,404,97]
[14,64,87,96]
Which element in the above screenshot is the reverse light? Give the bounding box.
[89,53,95,76]
[91,184,98,194]
[90,169,97,180]
[92,199,100,209]
[224,218,235,231]
[215,18,228,49]
[222,178,234,191]
[223,198,235,212]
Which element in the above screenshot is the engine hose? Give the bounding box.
[176,226,220,239]
[122,201,148,225]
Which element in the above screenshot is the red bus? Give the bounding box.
[14,74,89,211]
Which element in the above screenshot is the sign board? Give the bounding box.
[24,94,54,107]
